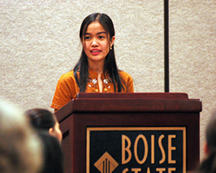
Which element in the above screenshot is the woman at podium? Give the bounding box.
[51,13,134,112]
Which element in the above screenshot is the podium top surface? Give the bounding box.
[77,92,189,99]
[55,93,202,122]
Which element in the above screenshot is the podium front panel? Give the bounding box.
[70,112,199,173]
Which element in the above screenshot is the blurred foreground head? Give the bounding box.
[196,110,216,173]
[206,110,216,153]
[0,98,43,173]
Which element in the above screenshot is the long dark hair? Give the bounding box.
[73,13,124,92]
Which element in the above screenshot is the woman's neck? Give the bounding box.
[88,61,104,74]
[88,62,104,93]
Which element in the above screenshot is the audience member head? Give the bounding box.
[197,110,216,173]
[205,110,216,154]
[37,131,64,173]
[0,98,43,173]
[25,108,62,142]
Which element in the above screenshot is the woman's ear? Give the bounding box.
[110,36,115,47]
[204,142,209,155]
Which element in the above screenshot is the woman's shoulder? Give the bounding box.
[118,70,133,80]
[118,70,134,92]
[58,70,76,82]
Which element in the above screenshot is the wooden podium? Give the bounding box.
[55,93,202,173]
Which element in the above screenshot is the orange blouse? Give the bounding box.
[51,68,134,110]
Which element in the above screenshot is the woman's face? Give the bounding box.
[82,21,115,66]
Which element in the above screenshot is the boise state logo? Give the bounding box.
[94,152,119,173]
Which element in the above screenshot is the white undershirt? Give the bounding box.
[98,73,103,92]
